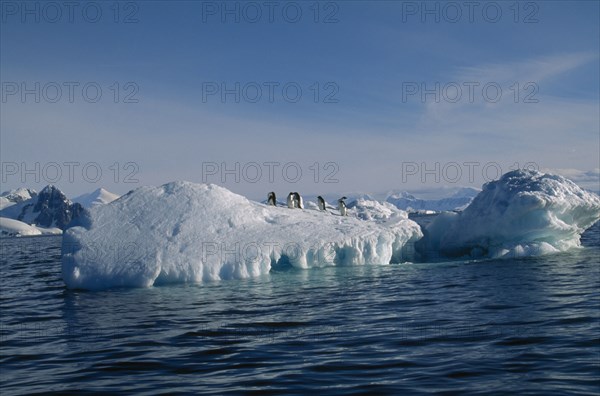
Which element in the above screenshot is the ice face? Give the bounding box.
[62,182,422,290]
[417,170,600,260]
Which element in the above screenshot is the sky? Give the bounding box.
[1,0,599,200]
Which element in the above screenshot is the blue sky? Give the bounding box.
[1,0,599,199]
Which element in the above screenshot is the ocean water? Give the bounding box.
[1,221,598,395]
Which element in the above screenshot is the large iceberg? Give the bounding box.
[62,182,422,290]
[417,169,600,259]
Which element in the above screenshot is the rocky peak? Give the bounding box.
[17,185,86,230]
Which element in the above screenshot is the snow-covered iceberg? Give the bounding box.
[417,170,600,259]
[62,182,422,290]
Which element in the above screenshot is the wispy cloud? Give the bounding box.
[454,52,598,84]
[405,52,599,171]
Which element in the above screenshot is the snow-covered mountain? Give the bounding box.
[0,188,38,210]
[0,185,85,230]
[385,187,480,212]
[72,188,119,209]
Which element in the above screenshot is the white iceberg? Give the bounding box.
[62,182,422,290]
[417,170,600,259]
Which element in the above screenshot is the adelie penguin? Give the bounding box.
[317,196,326,211]
[338,196,348,216]
[293,192,304,209]
[267,192,276,206]
[287,192,296,208]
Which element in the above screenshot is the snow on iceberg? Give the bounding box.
[348,199,410,222]
[417,169,600,259]
[62,182,422,290]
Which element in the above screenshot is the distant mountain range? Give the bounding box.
[385,187,480,212]
[0,186,120,236]
[0,187,37,209]
[0,185,86,233]
[300,187,480,213]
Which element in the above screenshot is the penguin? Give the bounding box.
[317,196,326,211]
[287,192,296,208]
[338,196,348,216]
[293,192,304,209]
[267,192,276,206]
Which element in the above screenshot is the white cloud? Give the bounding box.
[407,52,599,174]
[454,52,598,85]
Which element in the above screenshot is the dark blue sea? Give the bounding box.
[1,219,599,395]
